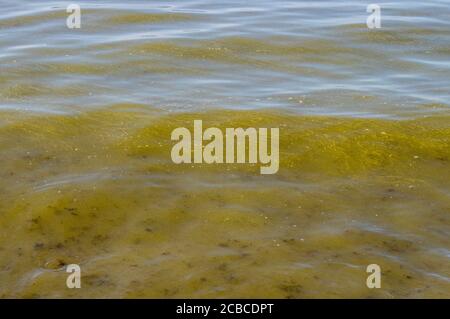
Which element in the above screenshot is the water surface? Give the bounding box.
[0,0,449,298]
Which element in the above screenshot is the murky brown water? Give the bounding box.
[0,1,449,298]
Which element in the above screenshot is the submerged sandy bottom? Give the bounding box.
[0,105,448,298]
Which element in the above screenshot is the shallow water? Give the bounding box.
[0,1,449,298]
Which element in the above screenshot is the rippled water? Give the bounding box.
[0,0,449,298]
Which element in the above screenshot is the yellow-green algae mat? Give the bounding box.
[0,105,449,298]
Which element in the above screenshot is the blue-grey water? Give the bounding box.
[1,0,449,117]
